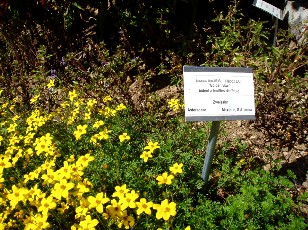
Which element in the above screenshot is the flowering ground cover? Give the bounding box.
[0,81,306,229]
[0,84,193,229]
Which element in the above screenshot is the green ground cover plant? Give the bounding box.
[0,81,306,229]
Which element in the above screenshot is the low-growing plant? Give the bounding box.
[0,81,306,229]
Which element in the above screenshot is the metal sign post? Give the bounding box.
[201,121,220,183]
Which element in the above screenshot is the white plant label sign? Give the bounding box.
[253,0,283,20]
[184,66,255,121]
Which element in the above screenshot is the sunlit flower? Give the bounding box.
[93,120,104,128]
[119,133,130,142]
[7,185,27,209]
[79,215,99,229]
[69,90,78,101]
[38,196,57,216]
[90,134,100,145]
[84,112,91,120]
[74,124,87,140]
[97,128,111,140]
[116,103,127,111]
[144,141,160,152]
[76,153,95,168]
[112,184,129,198]
[119,190,139,210]
[41,169,57,185]
[51,179,75,200]
[47,79,55,89]
[7,123,17,133]
[0,156,12,172]
[118,210,135,229]
[156,172,174,185]
[24,213,50,229]
[168,98,184,111]
[103,95,112,103]
[87,99,97,108]
[140,151,153,163]
[153,199,176,221]
[75,197,90,219]
[74,182,90,198]
[169,163,183,175]
[30,94,39,104]
[87,192,110,213]
[135,198,153,215]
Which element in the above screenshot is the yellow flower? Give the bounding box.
[7,123,17,133]
[75,197,90,219]
[156,172,174,185]
[140,151,153,163]
[144,141,160,152]
[112,184,129,198]
[135,198,153,215]
[119,133,131,142]
[93,120,104,128]
[41,169,57,185]
[87,192,110,213]
[51,179,75,200]
[79,215,99,229]
[103,95,112,103]
[37,196,57,216]
[74,124,87,140]
[108,199,123,218]
[100,107,117,117]
[153,199,176,221]
[7,185,27,209]
[74,182,90,198]
[119,190,139,210]
[70,163,84,178]
[84,112,91,120]
[33,133,54,156]
[47,79,55,89]
[69,90,78,101]
[185,226,191,230]
[118,210,135,229]
[116,103,127,111]
[86,99,97,108]
[12,115,20,122]
[0,156,12,172]
[168,98,183,111]
[90,134,100,145]
[97,128,111,140]
[76,153,95,168]
[24,213,50,230]
[169,163,183,175]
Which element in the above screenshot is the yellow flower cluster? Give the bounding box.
[0,89,183,229]
[168,98,184,112]
[140,141,160,162]
[26,110,49,133]
[156,163,183,185]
